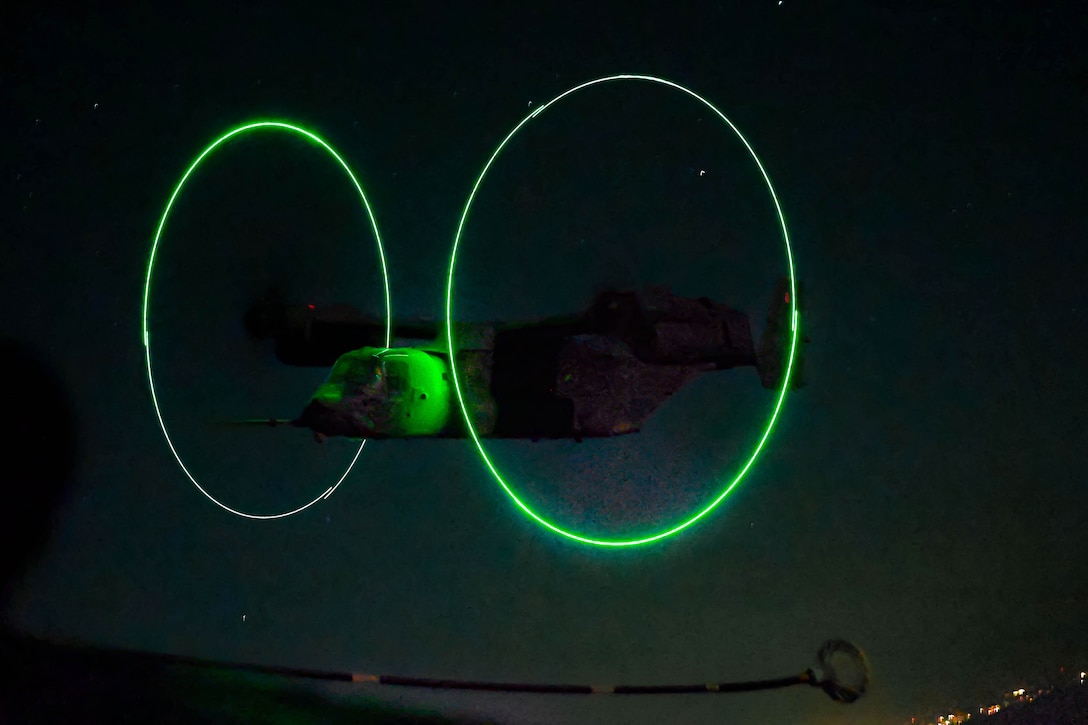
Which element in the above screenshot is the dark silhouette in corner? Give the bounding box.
[0,336,490,723]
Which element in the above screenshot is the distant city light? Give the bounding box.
[916,665,1087,722]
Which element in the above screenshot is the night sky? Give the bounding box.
[3,2,1087,723]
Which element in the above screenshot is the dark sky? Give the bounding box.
[3,2,1087,723]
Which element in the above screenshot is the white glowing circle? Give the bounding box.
[142,121,391,519]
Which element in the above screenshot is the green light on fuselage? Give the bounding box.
[377,348,451,435]
[311,347,451,436]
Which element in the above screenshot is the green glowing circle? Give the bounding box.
[446,75,799,547]
[142,121,391,520]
